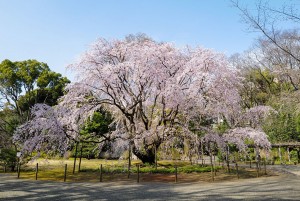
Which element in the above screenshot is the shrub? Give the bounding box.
[0,148,17,171]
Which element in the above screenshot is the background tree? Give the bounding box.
[229,0,300,142]
[79,109,115,159]
[263,92,300,143]
[232,0,300,90]
[232,0,300,60]
[0,59,69,168]
[230,50,300,143]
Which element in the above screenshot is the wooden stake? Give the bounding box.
[35,163,38,180]
[64,164,67,182]
[17,163,20,179]
[210,147,214,181]
[175,166,178,183]
[137,164,140,183]
[100,164,103,182]
[78,145,83,173]
[235,162,239,179]
[155,146,157,170]
[213,154,217,176]
[201,141,204,166]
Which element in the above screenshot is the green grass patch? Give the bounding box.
[81,164,219,174]
[1,158,276,183]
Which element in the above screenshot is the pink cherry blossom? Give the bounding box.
[14,36,272,163]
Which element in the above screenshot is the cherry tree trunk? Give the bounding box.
[132,145,157,164]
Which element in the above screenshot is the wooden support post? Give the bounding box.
[78,145,83,173]
[235,162,239,179]
[100,164,103,182]
[226,159,230,172]
[213,154,217,176]
[64,164,67,182]
[211,165,214,181]
[256,161,259,178]
[35,163,38,180]
[175,166,178,183]
[155,146,157,170]
[210,150,214,181]
[137,164,140,183]
[17,163,20,179]
[201,141,204,166]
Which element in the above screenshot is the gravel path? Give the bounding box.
[1,166,300,200]
[267,164,300,176]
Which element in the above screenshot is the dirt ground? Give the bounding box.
[0,171,299,200]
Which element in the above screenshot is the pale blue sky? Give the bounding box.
[0,0,295,78]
